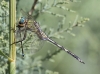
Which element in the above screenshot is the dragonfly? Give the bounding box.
[13,0,85,64]
[14,15,85,64]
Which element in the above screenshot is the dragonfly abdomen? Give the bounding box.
[46,37,85,64]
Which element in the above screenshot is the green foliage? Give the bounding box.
[0,0,9,74]
[0,0,94,74]
[15,0,89,74]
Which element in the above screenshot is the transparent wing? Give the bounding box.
[20,9,34,20]
[20,30,44,55]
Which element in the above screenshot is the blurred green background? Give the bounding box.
[0,0,100,74]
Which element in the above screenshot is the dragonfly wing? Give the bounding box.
[20,9,34,20]
[29,34,46,54]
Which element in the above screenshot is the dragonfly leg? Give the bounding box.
[20,40,24,57]
[11,28,27,56]
[11,28,16,33]
[19,29,24,57]
[11,28,27,44]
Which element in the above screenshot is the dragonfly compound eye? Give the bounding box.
[19,17,25,24]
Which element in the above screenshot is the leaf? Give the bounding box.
[0,50,13,62]
[49,58,55,62]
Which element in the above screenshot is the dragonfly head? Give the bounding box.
[19,17,25,24]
